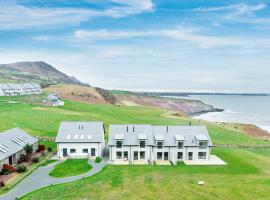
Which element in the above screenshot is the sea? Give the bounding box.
[165,95,270,133]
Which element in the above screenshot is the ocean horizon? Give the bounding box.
[165,94,270,133]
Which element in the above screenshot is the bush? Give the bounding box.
[31,157,39,163]
[17,164,27,173]
[47,147,52,152]
[95,157,102,163]
[18,154,27,163]
[41,152,46,157]
[0,181,5,188]
[2,169,11,175]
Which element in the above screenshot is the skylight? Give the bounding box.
[0,144,10,153]
[67,134,71,139]
[88,135,92,139]
[80,135,85,139]
[74,134,79,139]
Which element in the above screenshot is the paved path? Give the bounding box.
[0,160,107,200]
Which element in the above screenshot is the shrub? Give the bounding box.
[41,152,46,157]
[47,147,52,152]
[18,154,27,163]
[95,157,102,163]
[2,169,11,175]
[0,181,5,187]
[17,164,27,173]
[31,157,39,163]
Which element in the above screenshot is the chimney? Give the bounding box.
[82,125,84,130]
[127,126,128,132]
[79,125,80,130]
[133,126,135,132]
[166,126,168,132]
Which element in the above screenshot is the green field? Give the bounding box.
[0,95,267,145]
[49,159,92,178]
[20,148,270,200]
[1,95,270,199]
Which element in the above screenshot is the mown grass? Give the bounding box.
[49,159,92,178]
[0,96,268,145]
[20,148,270,200]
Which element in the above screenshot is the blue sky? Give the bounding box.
[0,0,270,93]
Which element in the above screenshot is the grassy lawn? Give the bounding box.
[0,96,268,145]
[20,148,270,200]
[49,159,92,178]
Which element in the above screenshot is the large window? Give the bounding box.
[177,152,183,159]
[157,141,163,149]
[116,140,122,148]
[157,152,162,160]
[140,151,145,159]
[116,151,122,159]
[199,141,208,149]
[177,142,183,149]
[82,149,88,153]
[70,149,76,153]
[198,152,207,159]
[140,140,146,148]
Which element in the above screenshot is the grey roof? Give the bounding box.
[0,128,39,161]
[0,84,11,90]
[152,126,213,147]
[7,84,23,90]
[56,122,105,143]
[108,125,213,147]
[108,124,153,146]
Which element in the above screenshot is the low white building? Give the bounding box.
[0,84,13,96]
[7,84,25,95]
[0,128,39,171]
[46,94,64,107]
[108,125,213,165]
[56,122,105,159]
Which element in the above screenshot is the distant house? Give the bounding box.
[0,84,13,96]
[7,84,25,96]
[108,125,213,165]
[56,122,105,159]
[21,83,34,95]
[46,94,64,107]
[0,128,39,171]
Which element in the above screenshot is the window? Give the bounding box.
[123,151,128,159]
[70,149,76,153]
[198,152,207,159]
[177,152,183,159]
[157,141,163,149]
[82,149,88,153]
[116,151,122,159]
[157,152,162,160]
[140,151,145,159]
[199,141,208,149]
[116,140,122,148]
[140,140,145,148]
[134,151,138,160]
[91,148,96,157]
[177,142,183,149]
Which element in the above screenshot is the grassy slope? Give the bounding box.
[0,96,267,145]
[21,148,270,200]
[49,159,92,178]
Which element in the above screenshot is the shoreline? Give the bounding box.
[192,110,270,134]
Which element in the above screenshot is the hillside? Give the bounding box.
[0,61,88,86]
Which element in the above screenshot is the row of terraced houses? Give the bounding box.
[56,122,214,165]
[0,83,42,96]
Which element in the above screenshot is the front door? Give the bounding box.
[91,148,96,157]
[188,152,193,160]
[164,152,169,160]
[63,148,67,157]
[134,151,138,160]
[9,156,13,165]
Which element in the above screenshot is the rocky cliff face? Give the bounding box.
[0,61,88,87]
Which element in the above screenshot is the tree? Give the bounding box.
[23,144,33,161]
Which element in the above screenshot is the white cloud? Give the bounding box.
[73,27,270,49]
[0,0,154,30]
[32,36,50,41]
